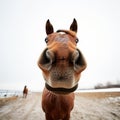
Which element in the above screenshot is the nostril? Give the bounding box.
[38,49,54,70]
[39,49,50,64]
[72,50,79,63]
[46,50,55,63]
[72,49,87,72]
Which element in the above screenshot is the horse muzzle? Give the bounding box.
[38,48,86,72]
[38,48,86,90]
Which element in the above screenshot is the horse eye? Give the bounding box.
[45,38,48,43]
[76,38,79,43]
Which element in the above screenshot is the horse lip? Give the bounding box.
[57,57,66,61]
[45,83,78,94]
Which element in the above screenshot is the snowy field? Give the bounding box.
[0,90,22,98]
[76,88,120,92]
[0,88,120,98]
[0,89,120,120]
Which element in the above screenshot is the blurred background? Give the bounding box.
[0,0,120,91]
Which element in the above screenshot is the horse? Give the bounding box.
[23,85,28,98]
[38,19,87,120]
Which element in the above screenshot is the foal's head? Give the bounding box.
[38,19,87,94]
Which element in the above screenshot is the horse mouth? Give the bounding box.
[45,83,78,94]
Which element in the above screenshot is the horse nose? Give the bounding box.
[38,49,55,71]
[72,49,87,73]
[38,48,87,73]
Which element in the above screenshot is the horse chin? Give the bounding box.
[45,83,78,94]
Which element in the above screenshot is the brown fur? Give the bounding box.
[38,19,87,120]
[42,88,74,120]
[23,86,28,98]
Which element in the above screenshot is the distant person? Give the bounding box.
[23,85,28,98]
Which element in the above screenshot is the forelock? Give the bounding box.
[56,30,76,37]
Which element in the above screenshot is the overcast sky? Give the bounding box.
[0,0,120,91]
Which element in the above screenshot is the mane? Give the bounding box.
[56,30,76,37]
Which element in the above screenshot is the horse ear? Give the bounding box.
[46,19,54,35]
[70,18,77,33]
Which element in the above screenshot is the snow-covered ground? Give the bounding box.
[0,90,22,98]
[0,91,120,120]
[1,88,119,98]
[76,88,120,92]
